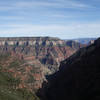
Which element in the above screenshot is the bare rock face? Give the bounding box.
[0,37,82,91]
[0,37,82,72]
[40,38,100,100]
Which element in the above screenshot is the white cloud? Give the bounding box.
[0,23,100,39]
[0,0,99,39]
[0,16,24,20]
[0,0,93,11]
[15,0,92,9]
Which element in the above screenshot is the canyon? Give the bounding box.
[0,37,83,92]
[0,37,98,100]
[40,37,100,100]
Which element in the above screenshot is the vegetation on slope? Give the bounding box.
[0,60,39,100]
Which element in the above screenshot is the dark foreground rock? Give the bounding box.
[39,38,100,100]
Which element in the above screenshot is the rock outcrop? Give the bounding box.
[40,38,100,100]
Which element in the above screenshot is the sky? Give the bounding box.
[0,0,100,39]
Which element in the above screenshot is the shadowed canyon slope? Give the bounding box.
[0,37,83,92]
[39,38,100,100]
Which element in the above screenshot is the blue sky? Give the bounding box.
[0,0,100,39]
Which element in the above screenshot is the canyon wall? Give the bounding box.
[0,37,82,91]
[40,38,100,100]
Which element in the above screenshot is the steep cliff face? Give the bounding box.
[41,38,100,100]
[0,37,82,72]
[0,37,82,91]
